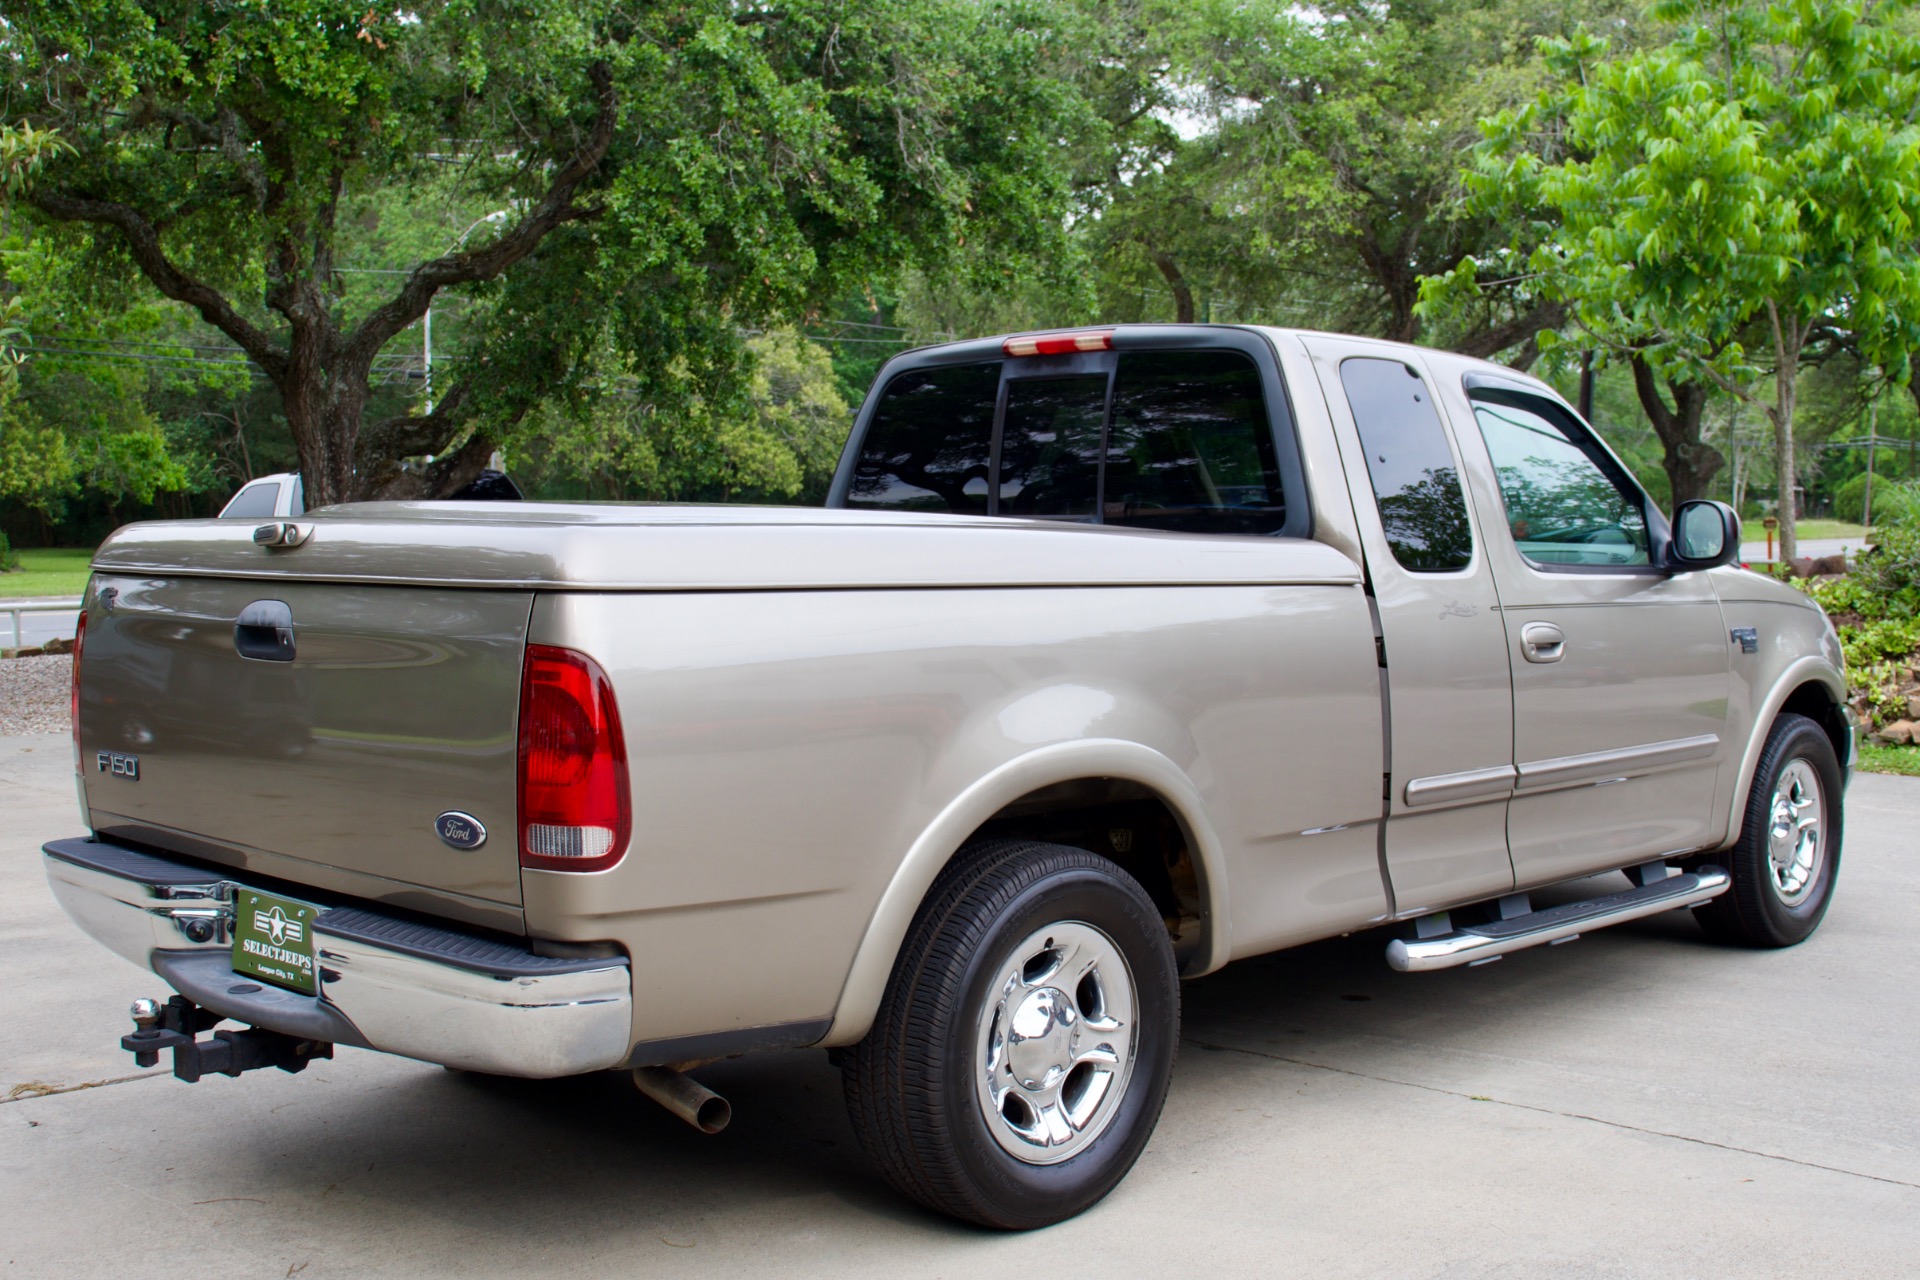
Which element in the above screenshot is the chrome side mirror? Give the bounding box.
[1668,500,1741,571]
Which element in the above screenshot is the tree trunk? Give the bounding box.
[1152,250,1195,323]
[1628,354,1722,509]
[1768,302,1803,564]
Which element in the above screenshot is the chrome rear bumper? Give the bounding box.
[43,838,632,1078]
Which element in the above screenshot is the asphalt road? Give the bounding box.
[1738,536,1870,566]
[3,731,1916,1277]
[1,602,80,650]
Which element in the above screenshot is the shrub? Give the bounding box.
[0,530,16,572]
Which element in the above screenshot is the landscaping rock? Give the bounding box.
[1878,719,1918,745]
[39,636,74,655]
[1909,695,1920,722]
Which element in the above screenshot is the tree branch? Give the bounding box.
[27,189,288,380]
[342,62,619,372]
[356,384,472,469]
[1450,300,1568,361]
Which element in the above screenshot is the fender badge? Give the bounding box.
[434,811,487,850]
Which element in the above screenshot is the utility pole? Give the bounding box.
[1864,398,1878,527]
[424,209,512,414]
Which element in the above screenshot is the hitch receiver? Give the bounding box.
[121,995,333,1083]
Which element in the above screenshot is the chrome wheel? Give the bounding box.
[973,920,1137,1166]
[1766,758,1825,907]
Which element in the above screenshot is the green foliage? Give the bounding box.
[1090,0,1639,343]
[0,546,92,598]
[1432,0,1920,559]
[3,0,1104,504]
[510,327,848,504]
[1858,742,1920,776]
[0,224,233,520]
[0,530,16,572]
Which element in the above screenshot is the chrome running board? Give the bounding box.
[1386,866,1730,973]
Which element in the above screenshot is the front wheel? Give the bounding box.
[842,840,1180,1229]
[1695,712,1843,948]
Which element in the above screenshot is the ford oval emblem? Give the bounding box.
[434,811,487,850]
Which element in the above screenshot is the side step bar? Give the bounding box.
[1387,866,1730,973]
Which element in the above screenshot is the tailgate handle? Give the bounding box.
[235,600,296,662]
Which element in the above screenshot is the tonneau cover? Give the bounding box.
[91,503,1362,592]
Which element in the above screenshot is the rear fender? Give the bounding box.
[820,738,1228,1048]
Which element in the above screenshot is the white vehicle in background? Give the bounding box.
[217,472,304,520]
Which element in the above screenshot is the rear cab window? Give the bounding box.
[1338,357,1474,572]
[840,335,1301,538]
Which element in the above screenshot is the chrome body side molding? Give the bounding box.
[1403,764,1518,808]
[1515,734,1721,791]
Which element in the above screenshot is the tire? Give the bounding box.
[1695,712,1843,948]
[842,839,1180,1229]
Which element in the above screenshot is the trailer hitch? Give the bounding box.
[121,995,333,1083]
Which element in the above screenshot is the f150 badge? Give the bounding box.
[435,811,487,849]
[96,751,139,779]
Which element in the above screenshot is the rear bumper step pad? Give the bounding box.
[1387,867,1730,973]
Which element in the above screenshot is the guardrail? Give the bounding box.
[3,597,84,650]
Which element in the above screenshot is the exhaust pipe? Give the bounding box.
[631,1066,731,1134]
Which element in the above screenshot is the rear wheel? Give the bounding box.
[1695,712,1842,948]
[842,840,1179,1229]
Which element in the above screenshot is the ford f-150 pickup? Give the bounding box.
[43,324,1852,1228]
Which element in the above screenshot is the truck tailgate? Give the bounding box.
[80,573,531,929]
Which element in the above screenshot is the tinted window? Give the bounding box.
[1339,358,1472,572]
[1104,351,1284,534]
[846,361,1001,513]
[997,375,1105,520]
[221,482,280,519]
[1471,390,1649,567]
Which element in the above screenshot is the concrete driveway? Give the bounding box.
[3,731,1915,1277]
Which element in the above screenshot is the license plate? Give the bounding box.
[231,888,320,995]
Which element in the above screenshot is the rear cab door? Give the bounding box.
[1297,334,1518,914]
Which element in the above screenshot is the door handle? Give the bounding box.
[1520,622,1565,663]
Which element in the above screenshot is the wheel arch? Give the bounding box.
[821,739,1230,1048]
[1727,657,1852,843]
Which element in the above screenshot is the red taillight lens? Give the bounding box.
[71,607,87,764]
[1001,329,1115,357]
[517,644,630,872]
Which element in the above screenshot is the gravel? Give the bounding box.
[0,654,72,736]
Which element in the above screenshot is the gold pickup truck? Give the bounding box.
[43,325,1851,1229]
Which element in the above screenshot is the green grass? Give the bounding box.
[1858,742,1920,776]
[0,548,94,599]
[1740,519,1870,545]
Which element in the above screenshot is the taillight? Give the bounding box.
[1001,329,1114,357]
[71,607,87,766]
[517,644,630,873]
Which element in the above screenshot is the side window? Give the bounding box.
[1105,351,1285,535]
[1339,358,1473,572]
[846,361,1001,513]
[1470,390,1650,568]
[221,483,280,519]
[997,375,1106,520]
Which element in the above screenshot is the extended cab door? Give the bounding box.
[1302,337,1518,912]
[1439,372,1733,887]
